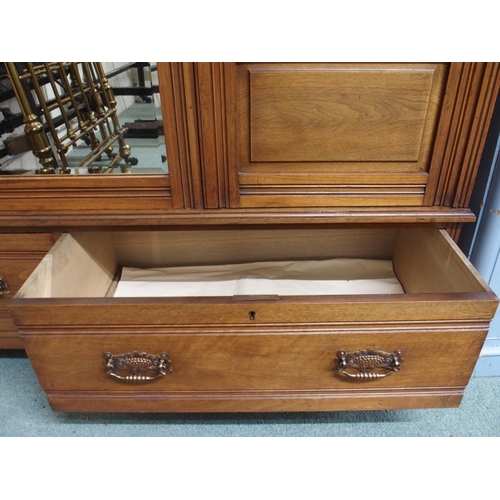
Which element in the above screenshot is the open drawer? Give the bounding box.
[9,227,498,413]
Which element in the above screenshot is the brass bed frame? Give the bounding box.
[4,62,134,174]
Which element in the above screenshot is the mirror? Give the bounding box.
[0,62,168,175]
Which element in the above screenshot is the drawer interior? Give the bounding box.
[15,227,491,300]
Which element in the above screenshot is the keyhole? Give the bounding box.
[249,311,256,320]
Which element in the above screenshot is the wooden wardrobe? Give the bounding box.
[2,62,500,412]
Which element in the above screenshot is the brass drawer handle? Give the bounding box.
[0,277,10,296]
[103,351,172,381]
[335,349,403,379]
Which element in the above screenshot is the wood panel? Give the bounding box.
[233,63,448,208]
[112,227,397,268]
[10,295,498,329]
[393,228,491,294]
[0,232,55,252]
[16,233,117,299]
[246,65,443,163]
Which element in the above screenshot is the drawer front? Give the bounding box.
[0,233,55,253]
[23,326,486,393]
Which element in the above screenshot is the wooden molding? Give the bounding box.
[0,206,476,228]
[44,389,466,413]
[193,63,237,208]
[0,175,172,213]
[454,62,500,208]
[425,62,500,208]
[158,62,202,209]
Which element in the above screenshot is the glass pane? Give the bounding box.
[0,62,168,175]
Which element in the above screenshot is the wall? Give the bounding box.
[460,93,500,376]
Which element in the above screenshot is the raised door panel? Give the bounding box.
[235,62,448,208]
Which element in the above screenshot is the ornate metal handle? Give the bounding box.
[103,351,172,381]
[335,349,403,379]
[0,277,10,296]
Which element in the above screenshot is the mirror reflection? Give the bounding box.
[0,62,168,175]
